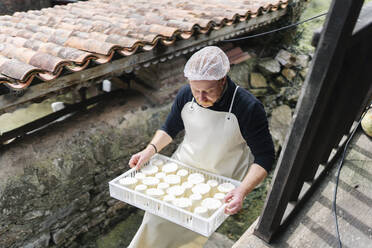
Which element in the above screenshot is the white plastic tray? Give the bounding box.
[109,153,241,237]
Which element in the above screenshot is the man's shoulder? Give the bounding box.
[175,84,192,101]
[235,87,262,110]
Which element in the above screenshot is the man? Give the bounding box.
[128,46,275,248]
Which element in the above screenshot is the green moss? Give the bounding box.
[96,211,144,248]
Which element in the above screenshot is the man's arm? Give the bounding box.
[224,163,268,215]
[128,130,172,170]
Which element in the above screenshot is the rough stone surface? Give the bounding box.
[257,58,281,75]
[269,105,292,153]
[275,49,297,68]
[228,59,256,89]
[204,232,235,248]
[281,68,296,81]
[0,78,183,247]
[250,73,268,88]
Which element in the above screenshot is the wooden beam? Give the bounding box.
[0,90,124,145]
[253,0,364,242]
[0,9,286,114]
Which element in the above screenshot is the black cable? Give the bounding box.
[222,12,328,42]
[333,102,372,248]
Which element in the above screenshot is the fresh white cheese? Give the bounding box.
[163,194,176,204]
[134,172,146,182]
[142,177,160,188]
[162,162,178,174]
[172,197,192,211]
[151,158,165,167]
[181,181,193,197]
[155,172,166,181]
[194,206,209,218]
[213,193,226,202]
[164,174,181,185]
[167,185,185,197]
[191,183,211,197]
[157,182,170,191]
[187,173,205,185]
[141,165,159,176]
[217,182,236,193]
[146,188,165,199]
[207,179,219,194]
[118,177,138,189]
[134,184,147,193]
[201,198,222,216]
[189,193,202,210]
[176,169,189,182]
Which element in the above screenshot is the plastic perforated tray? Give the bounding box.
[109,153,241,237]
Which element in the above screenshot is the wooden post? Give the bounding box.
[254,0,364,242]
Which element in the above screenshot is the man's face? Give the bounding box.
[189,78,225,107]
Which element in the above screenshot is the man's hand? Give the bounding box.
[224,187,246,215]
[128,145,156,170]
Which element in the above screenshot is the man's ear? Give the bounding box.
[221,76,227,85]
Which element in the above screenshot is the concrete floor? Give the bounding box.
[233,129,372,248]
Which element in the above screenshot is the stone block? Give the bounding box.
[257,58,281,75]
[250,73,267,88]
[249,88,268,97]
[23,232,51,248]
[275,49,297,68]
[269,105,293,150]
[281,68,296,81]
[295,54,310,68]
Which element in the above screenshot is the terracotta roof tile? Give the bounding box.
[0,0,288,89]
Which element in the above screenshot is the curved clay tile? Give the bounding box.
[0,57,42,81]
[0,0,288,89]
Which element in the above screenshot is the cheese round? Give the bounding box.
[181,181,193,197]
[151,158,165,167]
[155,172,166,181]
[194,206,209,218]
[118,177,138,189]
[176,169,189,182]
[141,165,159,176]
[167,185,185,197]
[146,188,165,199]
[164,174,181,185]
[163,194,176,204]
[207,179,219,189]
[142,177,160,188]
[157,182,170,191]
[162,162,178,174]
[201,198,222,216]
[217,183,236,193]
[134,172,146,182]
[187,173,205,184]
[134,184,147,194]
[213,193,226,202]
[172,197,192,211]
[191,183,211,197]
[189,193,202,209]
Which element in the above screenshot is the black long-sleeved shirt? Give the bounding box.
[161,76,275,173]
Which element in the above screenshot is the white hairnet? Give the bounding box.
[184,46,230,81]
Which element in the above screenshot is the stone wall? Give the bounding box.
[0,45,311,247]
[0,0,51,15]
[0,56,187,248]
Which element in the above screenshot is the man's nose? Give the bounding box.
[200,92,207,101]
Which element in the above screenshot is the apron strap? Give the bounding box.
[190,97,195,110]
[228,85,240,114]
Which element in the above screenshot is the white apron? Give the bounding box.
[128,86,252,248]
